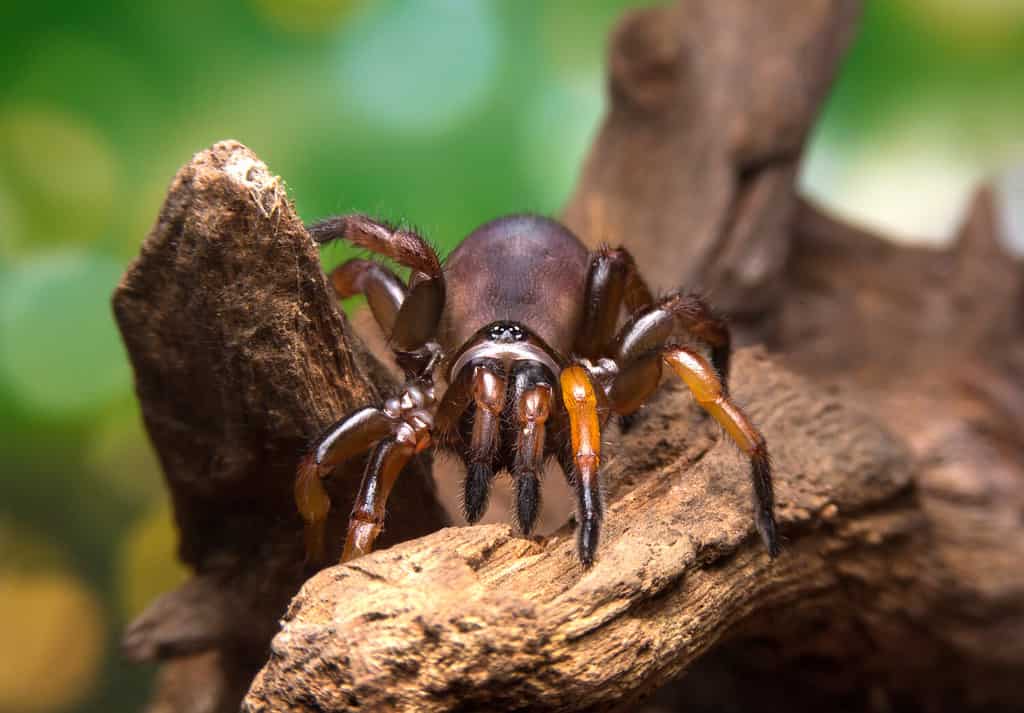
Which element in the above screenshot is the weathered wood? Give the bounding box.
[564,0,861,319]
[243,348,919,712]
[648,192,1024,712]
[114,141,448,712]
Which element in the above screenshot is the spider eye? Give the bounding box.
[487,321,526,342]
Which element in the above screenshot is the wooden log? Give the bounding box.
[243,348,921,712]
[113,141,448,712]
[563,0,861,319]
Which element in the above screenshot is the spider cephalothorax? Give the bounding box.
[295,213,778,566]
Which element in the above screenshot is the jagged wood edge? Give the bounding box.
[114,141,448,712]
[243,349,917,712]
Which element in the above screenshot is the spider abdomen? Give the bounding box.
[439,214,590,358]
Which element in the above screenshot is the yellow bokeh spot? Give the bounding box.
[910,0,1024,47]
[0,106,117,248]
[0,570,105,713]
[0,178,25,260]
[250,0,361,34]
[86,405,164,503]
[118,499,189,622]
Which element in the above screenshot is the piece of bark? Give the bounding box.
[114,141,448,712]
[243,348,918,712]
[776,192,1024,707]
[563,0,861,318]
[649,190,1024,713]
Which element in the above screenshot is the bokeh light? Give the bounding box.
[0,107,117,253]
[0,567,105,713]
[0,179,24,262]
[117,500,189,622]
[801,0,1024,245]
[520,76,603,207]
[251,0,360,34]
[334,0,501,135]
[914,0,1024,46]
[801,119,983,243]
[86,406,164,504]
[999,165,1024,255]
[0,251,129,417]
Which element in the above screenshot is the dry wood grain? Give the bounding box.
[114,142,448,712]
[244,348,918,712]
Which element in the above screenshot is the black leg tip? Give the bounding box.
[577,517,600,568]
[515,474,541,536]
[463,461,493,523]
[750,451,778,557]
[711,345,731,391]
[756,509,780,558]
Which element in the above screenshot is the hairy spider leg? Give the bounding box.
[574,246,654,360]
[662,347,778,556]
[560,364,606,567]
[596,298,778,558]
[297,214,449,564]
[462,359,507,524]
[307,214,445,373]
[608,352,662,417]
[615,292,732,389]
[507,361,553,535]
[342,406,432,562]
[431,362,474,449]
[296,407,398,563]
[329,258,407,335]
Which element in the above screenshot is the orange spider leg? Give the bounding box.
[295,456,332,564]
[663,347,778,556]
[560,364,605,566]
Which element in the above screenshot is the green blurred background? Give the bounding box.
[0,1,1021,711]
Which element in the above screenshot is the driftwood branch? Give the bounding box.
[114,142,448,712]
[244,349,919,712]
[563,0,861,319]
[116,0,1024,711]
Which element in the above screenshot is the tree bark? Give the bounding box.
[116,0,1024,711]
[563,0,861,319]
[114,142,448,712]
[243,347,922,712]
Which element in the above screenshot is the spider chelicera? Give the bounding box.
[295,213,778,567]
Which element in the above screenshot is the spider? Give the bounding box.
[295,213,778,567]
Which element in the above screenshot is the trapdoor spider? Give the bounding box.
[295,214,778,566]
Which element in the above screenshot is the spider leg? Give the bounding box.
[343,409,432,562]
[574,246,654,360]
[560,364,607,567]
[463,359,507,524]
[296,380,437,564]
[296,407,397,562]
[508,361,553,535]
[662,347,778,557]
[328,258,407,335]
[308,214,445,372]
[607,352,662,417]
[616,292,732,388]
